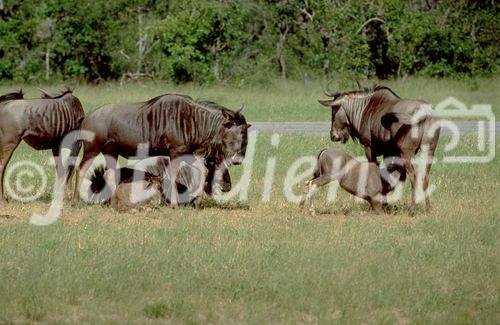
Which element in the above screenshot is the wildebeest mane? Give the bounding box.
[40,87,74,99]
[0,90,23,103]
[196,99,247,125]
[137,93,233,164]
[140,94,247,127]
[372,85,400,99]
[143,93,194,107]
[330,85,400,100]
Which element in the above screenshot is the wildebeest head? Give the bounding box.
[318,93,351,143]
[220,109,250,165]
[318,80,376,143]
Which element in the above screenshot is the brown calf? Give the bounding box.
[300,148,399,214]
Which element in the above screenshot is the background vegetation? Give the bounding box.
[1,0,498,84]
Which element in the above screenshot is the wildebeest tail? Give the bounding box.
[87,164,112,204]
[313,148,328,179]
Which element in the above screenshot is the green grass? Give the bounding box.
[0,132,498,323]
[0,76,498,121]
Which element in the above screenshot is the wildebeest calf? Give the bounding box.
[109,176,164,213]
[87,156,211,211]
[300,148,398,213]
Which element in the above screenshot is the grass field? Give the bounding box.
[0,76,499,121]
[0,127,499,323]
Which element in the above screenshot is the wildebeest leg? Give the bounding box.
[298,180,319,215]
[104,153,119,190]
[368,199,383,212]
[0,140,20,202]
[298,181,309,208]
[422,143,438,212]
[364,147,378,165]
[422,162,432,212]
[168,158,180,208]
[402,155,417,212]
[74,149,99,202]
[52,147,64,184]
[62,136,83,200]
[300,173,338,215]
[51,146,72,201]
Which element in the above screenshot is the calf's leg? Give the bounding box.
[368,198,383,212]
[300,173,338,215]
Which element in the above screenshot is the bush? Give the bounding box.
[0,0,497,83]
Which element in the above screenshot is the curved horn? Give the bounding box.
[236,103,244,114]
[37,87,51,98]
[323,90,340,97]
[323,79,340,97]
[355,79,363,89]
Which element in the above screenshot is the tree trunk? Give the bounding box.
[276,21,289,80]
[45,46,50,80]
[320,28,331,91]
[211,38,222,82]
[137,8,145,73]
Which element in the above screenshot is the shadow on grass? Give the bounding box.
[310,202,415,217]
[69,197,249,213]
[195,198,250,210]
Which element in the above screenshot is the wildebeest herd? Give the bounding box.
[0,83,440,214]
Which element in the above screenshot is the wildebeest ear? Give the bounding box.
[318,99,335,107]
[246,123,252,128]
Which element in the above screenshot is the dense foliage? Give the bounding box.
[0,0,498,83]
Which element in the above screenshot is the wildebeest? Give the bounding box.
[0,89,84,202]
[319,85,440,211]
[87,156,222,208]
[86,162,164,205]
[194,99,250,195]
[75,94,250,206]
[299,148,399,214]
[109,175,164,213]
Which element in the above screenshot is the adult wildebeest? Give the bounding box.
[75,93,250,206]
[195,99,249,195]
[0,89,84,202]
[319,85,440,211]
